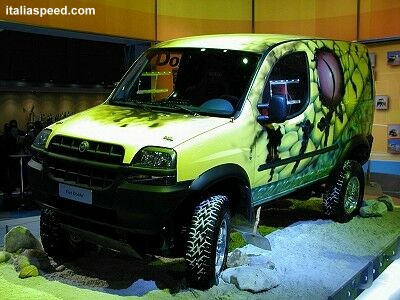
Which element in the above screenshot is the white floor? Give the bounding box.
[356,258,400,300]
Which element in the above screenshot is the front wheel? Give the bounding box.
[185,195,230,290]
[40,208,87,259]
[323,160,364,223]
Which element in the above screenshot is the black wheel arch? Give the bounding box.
[187,164,253,222]
[339,134,373,166]
[322,134,371,194]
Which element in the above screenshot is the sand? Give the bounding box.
[1,200,400,299]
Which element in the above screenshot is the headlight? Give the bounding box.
[33,129,52,149]
[133,147,176,169]
[129,147,176,185]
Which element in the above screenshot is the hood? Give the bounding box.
[48,104,230,163]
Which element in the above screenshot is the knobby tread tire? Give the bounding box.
[323,160,364,223]
[40,208,80,259]
[185,195,229,290]
[40,209,67,256]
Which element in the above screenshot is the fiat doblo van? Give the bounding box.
[28,34,374,289]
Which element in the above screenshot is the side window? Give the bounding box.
[263,52,309,118]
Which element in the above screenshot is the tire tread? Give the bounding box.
[185,195,229,289]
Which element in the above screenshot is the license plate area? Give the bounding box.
[59,183,92,205]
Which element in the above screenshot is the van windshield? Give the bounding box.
[109,48,260,117]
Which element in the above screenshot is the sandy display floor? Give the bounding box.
[1,199,400,299]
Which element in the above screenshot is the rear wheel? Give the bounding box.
[323,160,364,223]
[185,195,230,290]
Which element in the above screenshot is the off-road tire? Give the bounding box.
[185,195,230,290]
[40,208,83,259]
[323,160,364,223]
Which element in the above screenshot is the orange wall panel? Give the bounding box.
[315,0,357,40]
[1,0,258,41]
[157,16,251,40]
[255,0,316,35]
[1,0,399,41]
[255,16,357,40]
[255,0,316,22]
[158,0,252,21]
[255,19,316,36]
[255,0,357,40]
[0,0,156,40]
[314,15,356,40]
[360,0,400,39]
[157,0,252,40]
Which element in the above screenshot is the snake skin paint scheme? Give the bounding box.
[250,38,373,204]
[28,34,374,289]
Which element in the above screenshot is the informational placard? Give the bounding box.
[388,124,400,154]
[375,95,388,110]
[387,51,400,65]
[59,183,92,204]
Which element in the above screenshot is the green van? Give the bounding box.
[28,34,374,289]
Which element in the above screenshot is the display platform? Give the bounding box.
[0,201,399,299]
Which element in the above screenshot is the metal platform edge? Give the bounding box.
[329,236,400,300]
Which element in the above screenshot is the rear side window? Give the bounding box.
[263,52,309,118]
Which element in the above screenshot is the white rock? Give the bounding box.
[360,200,388,217]
[221,266,280,293]
[248,255,275,270]
[227,249,249,268]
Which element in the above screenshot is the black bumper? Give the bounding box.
[27,159,191,235]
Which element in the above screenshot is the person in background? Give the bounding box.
[8,124,24,155]
[9,119,25,136]
[0,123,14,209]
[0,123,11,176]
[7,120,25,194]
[23,120,44,154]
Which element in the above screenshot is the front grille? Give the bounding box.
[47,158,118,190]
[49,135,125,164]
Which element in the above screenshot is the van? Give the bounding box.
[28,34,374,289]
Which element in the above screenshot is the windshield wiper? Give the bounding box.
[158,102,200,116]
[111,99,154,112]
[131,101,154,111]
[172,104,200,116]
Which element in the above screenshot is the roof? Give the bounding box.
[153,34,313,54]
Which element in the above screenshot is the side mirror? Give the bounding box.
[256,95,288,125]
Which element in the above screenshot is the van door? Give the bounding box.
[252,47,333,205]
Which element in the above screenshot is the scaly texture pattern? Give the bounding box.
[252,39,373,203]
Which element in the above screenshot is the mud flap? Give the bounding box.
[231,207,271,251]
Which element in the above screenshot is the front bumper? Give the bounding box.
[27,158,191,235]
